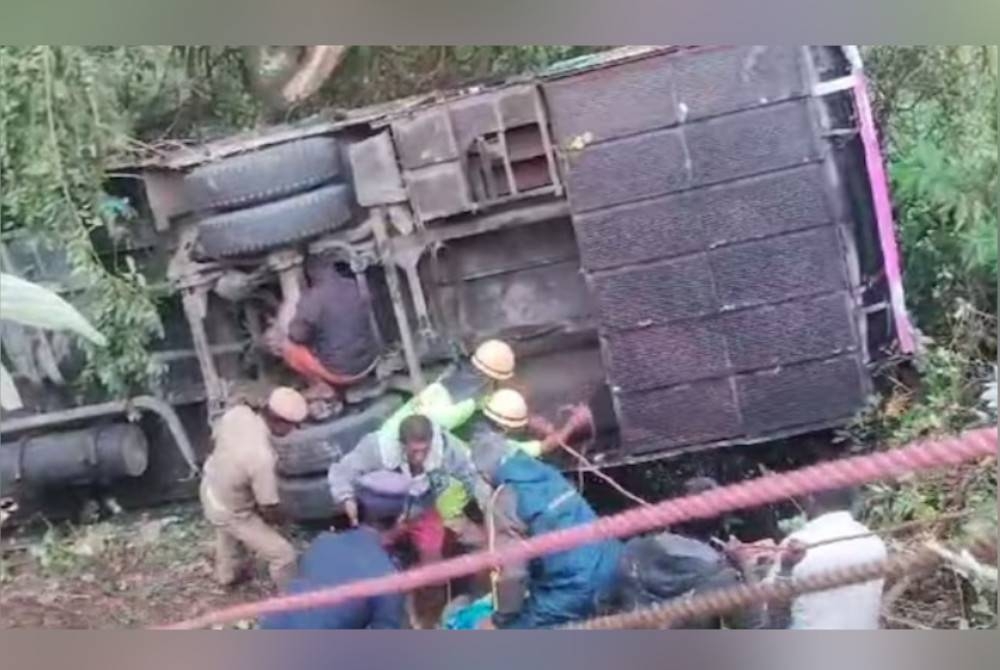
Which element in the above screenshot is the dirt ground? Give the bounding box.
[0,503,472,630]
[0,504,273,629]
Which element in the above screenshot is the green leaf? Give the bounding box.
[0,273,106,346]
[0,362,23,411]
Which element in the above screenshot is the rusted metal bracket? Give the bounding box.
[307,237,377,273]
[371,206,425,391]
[393,200,570,251]
[180,286,226,419]
[386,205,435,341]
[532,86,563,197]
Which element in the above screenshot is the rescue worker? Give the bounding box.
[528,383,618,456]
[469,389,623,629]
[376,340,541,547]
[378,339,527,448]
[199,387,304,591]
[326,413,480,566]
[259,471,409,630]
[734,487,886,629]
[281,254,379,402]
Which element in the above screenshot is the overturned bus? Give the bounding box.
[0,45,915,524]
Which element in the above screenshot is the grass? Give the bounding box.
[0,504,269,629]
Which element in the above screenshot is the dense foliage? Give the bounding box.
[865,46,997,357]
[855,47,998,629]
[844,47,999,446]
[1,47,165,396]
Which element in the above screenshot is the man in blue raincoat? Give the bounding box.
[467,389,622,629]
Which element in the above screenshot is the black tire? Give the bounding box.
[183,136,343,212]
[277,475,338,522]
[271,394,405,476]
[196,182,355,257]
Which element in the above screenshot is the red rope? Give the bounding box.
[160,427,997,629]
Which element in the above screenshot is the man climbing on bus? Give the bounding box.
[280,254,380,409]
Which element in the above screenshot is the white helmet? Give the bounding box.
[483,388,528,430]
[471,339,515,381]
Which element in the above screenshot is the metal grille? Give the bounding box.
[545,53,679,145]
[709,227,848,309]
[573,164,832,271]
[553,46,869,452]
[721,293,857,371]
[566,128,690,212]
[563,99,820,214]
[603,293,859,394]
[683,100,820,186]
[616,379,742,449]
[670,46,808,120]
[737,355,866,434]
[604,322,729,392]
[591,255,718,331]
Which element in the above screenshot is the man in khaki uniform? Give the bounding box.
[200,387,306,590]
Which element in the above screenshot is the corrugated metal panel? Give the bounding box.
[709,227,847,309]
[736,355,865,434]
[616,379,742,449]
[546,54,679,145]
[553,46,868,453]
[573,164,833,271]
[590,254,717,331]
[671,46,808,119]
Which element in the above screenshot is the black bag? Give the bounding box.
[613,532,745,628]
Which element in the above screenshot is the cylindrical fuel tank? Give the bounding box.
[0,423,148,490]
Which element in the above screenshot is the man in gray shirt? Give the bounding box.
[282,255,379,400]
[327,413,483,565]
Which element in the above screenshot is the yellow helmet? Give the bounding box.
[483,388,528,430]
[471,339,515,381]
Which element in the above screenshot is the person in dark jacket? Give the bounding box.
[470,398,622,629]
[259,472,409,630]
[281,255,379,402]
[608,477,766,629]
